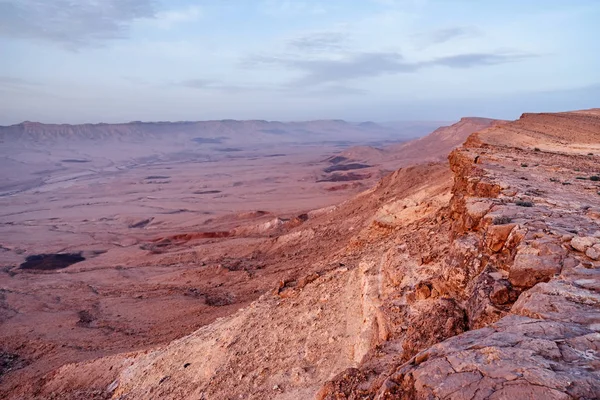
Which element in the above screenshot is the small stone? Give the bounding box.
[490,282,511,305]
[488,271,505,280]
[561,234,574,242]
[415,283,431,300]
[509,254,561,288]
[570,236,598,252]
[486,224,516,252]
[414,351,430,364]
[586,244,600,260]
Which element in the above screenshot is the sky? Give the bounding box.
[0,0,598,124]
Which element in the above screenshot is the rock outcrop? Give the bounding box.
[319,109,600,399]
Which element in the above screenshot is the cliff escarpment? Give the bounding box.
[320,109,600,399]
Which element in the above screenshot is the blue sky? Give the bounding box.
[0,0,598,124]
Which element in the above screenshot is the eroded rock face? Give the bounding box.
[374,316,599,400]
[319,109,600,399]
[486,223,517,252]
[401,298,467,360]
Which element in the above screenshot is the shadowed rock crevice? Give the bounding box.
[0,353,26,381]
[323,163,372,173]
[317,172,372,182]
[18,253,85,271]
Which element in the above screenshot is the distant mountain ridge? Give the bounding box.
[0,119,448,145]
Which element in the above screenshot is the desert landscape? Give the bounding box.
[0,117,470,395]
[1,1,599,398]
[1,110,599,399]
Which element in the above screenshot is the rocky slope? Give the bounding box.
[2,110,599,399]
[382,117,499,163]
[333,117,498,174]
[319,109,600,399]
[316,117,498,187]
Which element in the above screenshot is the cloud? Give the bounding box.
[0,76,40,91]
[0,76,34,85]
[288,32,347,52]
[178,79,269,94]
[300,85,367,96]
[178,78,366,97]
[414,26,478,47]
[432,52,536,68]
[151,5,202,29]
[288,53,419,85]
[260,0,327,16]
[249,51,535,86]
[0,0,156,49]
[369,0,429,10]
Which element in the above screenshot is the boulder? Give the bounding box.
[586,244,600,260]
[509,254,561,288]
[490,281,513,305]
[571,236,598,252]
[486,223,517,252]
[415,282,431,300]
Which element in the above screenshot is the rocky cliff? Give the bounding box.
[9,109,599,399]
[319,109,600,399]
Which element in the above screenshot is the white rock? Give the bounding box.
[586,244,600,260]
[489,272,506,280]
[571,236,598,252]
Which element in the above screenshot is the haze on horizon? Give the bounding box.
[0,0,598,125]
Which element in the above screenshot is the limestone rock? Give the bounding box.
[509,254,561,288]
[371,317,599,400]
[401,299,467,360]
[586,244,600,260]
[571,236,598,252]
[489,280,514,305]
[414,282,431,300]
[486,223,516,252]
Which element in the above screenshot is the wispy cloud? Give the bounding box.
[177,78,366,97]
[287,53,419,85]
[369,0,428,9]
[260,0,327,16]
[432,52,535,68]
[288,32,348,52]
[150,5,203,29]
[248,50,536,86]
[178,79,269,94]
[413,26,479,48]
[0,0,156,49]
[0,76,40,89]
[300,85,367,96]
[0,76,34,85]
